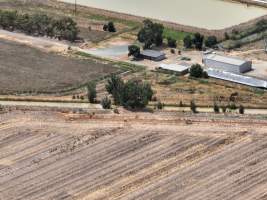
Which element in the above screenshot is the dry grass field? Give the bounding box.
[134,71,267,108]
[0,109,267,200]
[0,39,119,94]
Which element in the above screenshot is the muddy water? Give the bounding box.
[59,0,266,29]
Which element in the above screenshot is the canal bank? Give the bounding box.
[232,0,267,8]
[58,0,266,38]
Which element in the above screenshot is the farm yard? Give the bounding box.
[0,39,119,94]
[0,109,267,200]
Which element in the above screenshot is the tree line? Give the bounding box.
[0,10,79,42]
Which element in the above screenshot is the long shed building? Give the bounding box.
[203,54,252,74]
[140,50,166,61]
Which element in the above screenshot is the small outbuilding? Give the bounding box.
[140,50,166,61]
[158,63,190,75]
[203,54,252,74]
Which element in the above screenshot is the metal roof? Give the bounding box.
[207,68,267,88]
[141,50,165,58]
[204,54,248,66]
[158,63,189,72]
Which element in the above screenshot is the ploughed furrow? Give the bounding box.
[142,138,267,200]
[1,110,267,200]
[175,142,267,200]
[0,129,143,198]
[63,136,213,200]
[121,136,252,200]
[2,130,162,200]
[80,137,222,200]
[0,133,75,183]
[19,133,175,200]
[0,127,123,182]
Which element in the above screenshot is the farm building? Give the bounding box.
[207,68,267,89]
[158,63,190,75]
[140,50,166,61]
[203,54,252,74]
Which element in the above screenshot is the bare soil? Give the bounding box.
[0,39,118,94]
[0,109,267,200]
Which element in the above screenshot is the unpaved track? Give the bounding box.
[0,110,267,200]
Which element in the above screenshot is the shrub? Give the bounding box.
[190,64,204,78]
[156,101,164,110]
[128,45,140,59]
[183,35,192,49]
[239,105,245,114]
[101,96,112,109]
[192,32,204,50]
[107,21,116,32]
[214,103,220,113]
[87,83,96,103]
[106,75,153,109]
[205,36,218,48]
[138,19,164,49]
[221,105,227,113]
[167,37,177,48]
[190,100,197,113]
[228,103,237,111]
[0,10,79,42]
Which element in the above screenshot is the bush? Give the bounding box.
[239,105,245,114]
[101,96,112,109]
[205,36,218,48]
[128,45,140,59]
[156,101,164,110]
[190,100,197,113]
[87,83,96,103]
[183,35,192,49]
[190,64,205,78]
[104,21,116,32]
[221,105,227,113]
[214,103,220,113]
[138,19,164,49]
[106,75,153,109]
[192,33,204,50]
[167,37,177,48]
[228,103,237,111]
[0,10,79,42]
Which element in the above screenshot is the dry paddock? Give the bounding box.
[0,110,267,200]
[0,39,118,94]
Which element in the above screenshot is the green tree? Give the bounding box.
[193,32,204,50]
[54,17,79,42]
[167,37,177,48]
[183,35,192,49]
[239,105,245,114]
[128,45,140,59]
[122,80,153,109]
[106,74,125,105]
[101,96,112,109]
[214,103,220,113]
[190,100,197,113]
[107,21,116,32]
[87,83,96,103]
[106,75,153,109]
[190,64,204,78]
[137,19,164,49]
[0,10,17,31]
[205,36,218,48]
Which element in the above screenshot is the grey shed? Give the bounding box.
[203,54,252,74]
[140,50,166,61]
